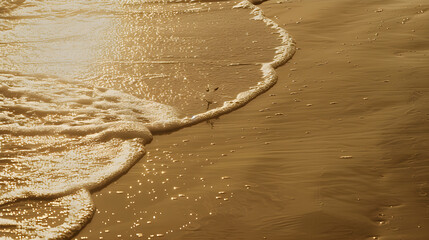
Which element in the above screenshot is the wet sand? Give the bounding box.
[75,0,429,239]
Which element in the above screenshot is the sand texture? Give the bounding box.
[75,0,429,239]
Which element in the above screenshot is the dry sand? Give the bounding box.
[75,0,429,239]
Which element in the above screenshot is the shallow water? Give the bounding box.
[0,0,294,238]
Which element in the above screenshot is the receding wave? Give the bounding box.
[0,0,295,238]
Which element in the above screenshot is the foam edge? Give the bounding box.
[145,0,296,134]
[40,189,95,240]
[0,140,146,206]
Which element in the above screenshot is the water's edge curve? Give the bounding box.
[145,0,296,133]
[0,1,295,239]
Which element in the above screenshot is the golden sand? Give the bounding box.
[75,0,429,239]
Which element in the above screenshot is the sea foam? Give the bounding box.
[145,0,295,133]
[0,0,295,238]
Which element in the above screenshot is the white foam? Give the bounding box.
[145,0,295,133]
[36,190,94,240]
[0,189,94,240]
[0,0,295,238]
[0,75,179,126]
[0,218,18,227]
[0,139,146,206]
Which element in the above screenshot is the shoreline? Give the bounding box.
[75,0,429,239]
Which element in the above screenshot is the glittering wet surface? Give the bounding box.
[1,0,279,115]
[0,0,286,238]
